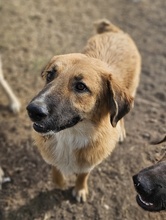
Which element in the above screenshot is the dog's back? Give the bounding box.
[83,19,141,97]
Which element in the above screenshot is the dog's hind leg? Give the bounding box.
[117,119,126,143]
[52,166,67,190]
[72,172,89,202]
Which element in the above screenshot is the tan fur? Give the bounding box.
[52,166,66,189]
[84,21,141,97]
[30,20,141,202]
[72,173,89,202]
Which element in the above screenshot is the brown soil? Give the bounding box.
[0,0,166,219]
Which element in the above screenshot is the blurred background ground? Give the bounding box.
[0,0,166,219]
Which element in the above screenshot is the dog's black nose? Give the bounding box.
[133,174,162,196]
[26,102,48,122]
[133,174,141,188]
[133,174,151,195]
[133,174,152,196]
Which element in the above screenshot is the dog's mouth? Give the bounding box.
[136,194,155,210]
[27,99,82,134]
[136,194,163,212]
[32,116,82,134]
[33,122,48,133]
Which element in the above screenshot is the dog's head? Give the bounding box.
[27,53,133,134]
[133,136,166,211]
[133,161,166,212]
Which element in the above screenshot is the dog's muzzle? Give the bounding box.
[26,102,50,133]
[26,100,82,133]
[132,171,166,211]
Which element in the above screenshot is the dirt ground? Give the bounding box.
[0,0,166,219]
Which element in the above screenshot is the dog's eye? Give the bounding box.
[75,82,88,92]
[46,69,56,83]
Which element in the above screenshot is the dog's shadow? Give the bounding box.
[4,187,76,220]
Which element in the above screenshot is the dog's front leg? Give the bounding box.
[72,173,89,202]
[52,166,67,190]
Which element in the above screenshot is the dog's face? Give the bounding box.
[27,53,133,134]
[133,161,166,211]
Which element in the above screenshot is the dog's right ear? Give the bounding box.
[41,65,47,78]
[41,56,57,78]
[107,75,134,127]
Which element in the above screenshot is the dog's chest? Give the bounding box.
[42,130,92,176]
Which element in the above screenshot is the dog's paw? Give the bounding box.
[10,99,21,114]
[72,187,88,202]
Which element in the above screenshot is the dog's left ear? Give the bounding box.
[107,75,134,127]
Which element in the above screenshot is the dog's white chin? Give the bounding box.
[40,130,55,136]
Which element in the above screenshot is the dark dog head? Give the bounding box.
[27,53,133,134]
[133,136,166,211]
[133,161,166,211]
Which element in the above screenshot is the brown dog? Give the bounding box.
[27,19,141,202]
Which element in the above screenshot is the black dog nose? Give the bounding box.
[132,174,150,195]
[133,174,141,188]
[133,174,162,196]
[26,102,48,122]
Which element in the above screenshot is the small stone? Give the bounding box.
[103,204,110,210]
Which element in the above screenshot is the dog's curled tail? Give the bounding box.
[94,19,122,34]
